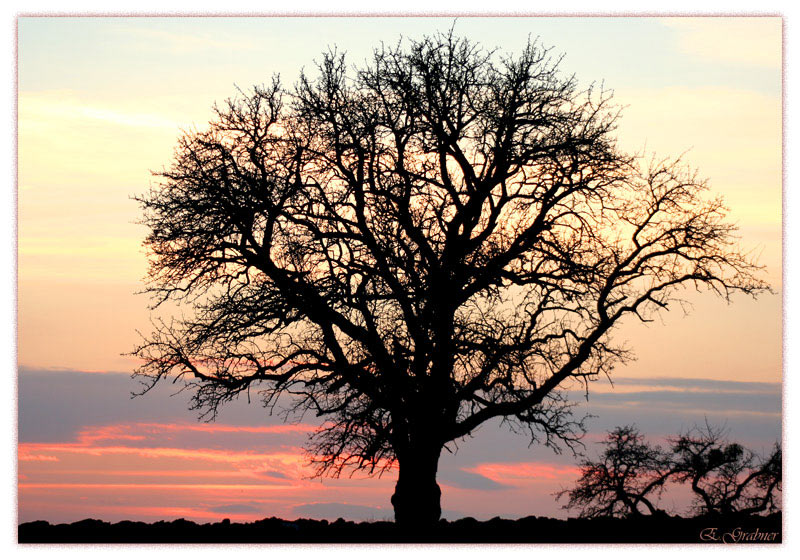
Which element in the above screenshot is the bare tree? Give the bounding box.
[671,423,782,517]
[556,426,673,518]
[559,424,781,519]
[132,30,768,528]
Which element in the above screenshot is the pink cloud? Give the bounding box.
[18,452,60,462]
[466,461,581,485]
[17,420,396,523]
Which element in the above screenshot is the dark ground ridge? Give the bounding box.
[18,512,782,543]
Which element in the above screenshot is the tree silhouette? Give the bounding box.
[559,424,781,519]
[556,426,673,518]
[671,423,782,517]
[132,30,768,528]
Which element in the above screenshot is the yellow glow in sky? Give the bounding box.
[17,17,782,381]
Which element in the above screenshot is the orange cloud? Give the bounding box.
[70,421,316,445]
[19,441,307,467]
[132,422,316,434]
[19,482,298,491]
[19,421,315,496]
[18,420,336,522]
[466,462,581,485]
[18,452,60,463]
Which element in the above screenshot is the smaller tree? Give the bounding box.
[559,424,782,519]
[556,426,673,518]
[671,423,782,517]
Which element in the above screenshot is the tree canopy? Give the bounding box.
[132,30,768,527]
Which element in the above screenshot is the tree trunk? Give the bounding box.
[391,444,443,530]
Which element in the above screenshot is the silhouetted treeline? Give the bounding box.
[19,512,781,543]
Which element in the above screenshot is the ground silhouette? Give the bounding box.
[19,512,781,544]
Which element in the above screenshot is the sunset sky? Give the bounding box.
[16,16,782,524]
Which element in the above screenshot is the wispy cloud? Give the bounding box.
[19,420,311,468]
[611,376,780,393]
[73,421,316,445]
[583,390,780,416]
[663,18,781,69]
[465,462,581,486]
[20,91,181,130]
[570,376,781,417]
[114,24,261,56]
[18,453,59,463]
